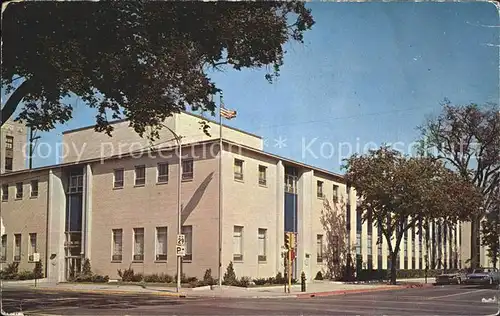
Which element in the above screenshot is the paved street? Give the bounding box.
[2,285,500,315]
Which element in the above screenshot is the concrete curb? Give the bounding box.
[295,283,433,298]
[30,286,187,298]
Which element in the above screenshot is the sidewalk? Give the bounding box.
[2,277,433,299]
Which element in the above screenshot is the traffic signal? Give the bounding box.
[284,232,291,250]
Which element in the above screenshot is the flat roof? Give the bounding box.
[62,110,262,140]
[0,138,346,183]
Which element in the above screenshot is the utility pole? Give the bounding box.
[29,126,41,169]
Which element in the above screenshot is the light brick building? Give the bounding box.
[0,112,486,282]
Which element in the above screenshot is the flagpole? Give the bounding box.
[218,94,223,287]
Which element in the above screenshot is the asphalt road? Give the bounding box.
[2,285,499,316]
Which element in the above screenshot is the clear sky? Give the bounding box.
[3,1,499,174]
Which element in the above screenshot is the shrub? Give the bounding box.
[82,258,92,277]
[132,273,144,282]
[203,268,216,286]
[91,274,110,283]
[253,278,268,286]
[275,272,285,284]
[238,276,251,287]
[0,262,19,280]
[18,270,35,280]
[315,271,323,280]
[223,261,237,286]
[33,261,43,279]
[117,266,135,282]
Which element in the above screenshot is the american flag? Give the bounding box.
[220,98,237,119]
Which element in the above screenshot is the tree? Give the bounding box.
[343,146,483,284]
[320,197,353,280]
[223,261,237,286]
[481,186,500,268]
[1,1,314,139]
[417,99,500,268]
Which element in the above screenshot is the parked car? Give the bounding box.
[464,267,500,286]
[435,270,468,285]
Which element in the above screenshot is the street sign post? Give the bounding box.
[33,252,40,287]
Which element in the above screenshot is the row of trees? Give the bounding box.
[320,102,499,284]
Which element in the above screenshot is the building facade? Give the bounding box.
[0,112,488,282]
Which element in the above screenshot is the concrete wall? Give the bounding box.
[89,144,219,279]
[0,170,49,272]
[221,144,279,279]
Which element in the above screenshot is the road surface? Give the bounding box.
[2,285,499,315]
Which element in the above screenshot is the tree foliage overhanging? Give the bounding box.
[342,145,483,284]
[1,1,314,139]
[416,99,500,267]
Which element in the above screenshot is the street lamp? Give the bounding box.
[159,124,183,293]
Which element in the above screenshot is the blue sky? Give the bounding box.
[3,2,499,173]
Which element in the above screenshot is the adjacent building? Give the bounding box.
[0,112,488,282]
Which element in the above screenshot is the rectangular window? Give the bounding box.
[317,181,324,198]
[113,169,124,188]
[367,234,373,257]
[30,180,39,198]
[5,136,13,150]
[284,174,297,194]
[1,235,7,261]
[182,226,193,261]
[157,163,169,183]
[1,184,8,201]
[14,234,21,261]
[28,233,37,261]
[233,226,243,261]
[317,234,323,263]
[156,227,168,261]
[258,228,267,262]
[133,228,144,261]
[258,165,267,186]
[333,185,339,201]
[234,159,244,181]
[356,232,362,255]
[182,159,194,180]
[15,182,23,199]
[112,229,122,261]
[5,157,13,172]
[134,165,146,186]
[68,172,84,193]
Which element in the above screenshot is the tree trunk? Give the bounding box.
[471,217,480,269]
[0,78,34,126]
[390,252,398,285]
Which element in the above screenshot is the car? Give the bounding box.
[435,270,468,285]
[464,267,500,286]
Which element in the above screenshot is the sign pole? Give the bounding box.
[288,247,292,293]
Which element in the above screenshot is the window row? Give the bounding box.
[232,226,268,262]
[233,159,268,186]
[111,226,193,262]
[1,180,39,201]
[0,233,38,262]
[317,181,339,200]
[112,160,193,189]
[4,135,14,172]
